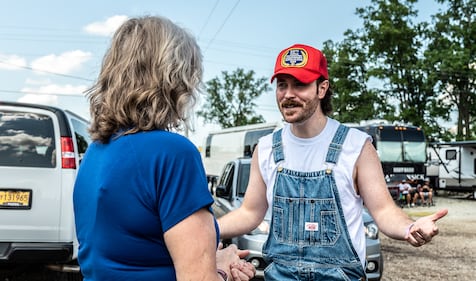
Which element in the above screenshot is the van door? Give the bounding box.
[0,107,63,242]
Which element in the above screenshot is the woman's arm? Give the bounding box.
[165,208,237,281]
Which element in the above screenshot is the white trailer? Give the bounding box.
[201,122,283,178]
[428,141,476,196]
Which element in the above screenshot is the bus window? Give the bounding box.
[402,128,425,142]
[376,126,426,163]
[378,128,401,141]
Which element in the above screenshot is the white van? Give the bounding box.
[202,122,282,178]
[0,101,91,279]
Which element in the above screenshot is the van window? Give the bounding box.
[474,158,476,175]
[217,163,234,198]
[0,111,56,168]
[243,129,273,157]
[70,118,91,163]
[205,135,212,158]
[237,163,250,197]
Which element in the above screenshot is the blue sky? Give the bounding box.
[0,0,442,145]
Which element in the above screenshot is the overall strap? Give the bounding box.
[325,124,350,165]
[272,129,284,163]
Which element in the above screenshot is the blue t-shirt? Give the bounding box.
[73,130,216,281]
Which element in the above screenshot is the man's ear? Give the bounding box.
[317,80,329,98]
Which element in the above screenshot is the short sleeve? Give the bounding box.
[156,137,214,232]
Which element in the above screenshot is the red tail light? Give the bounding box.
[61,137,76,169]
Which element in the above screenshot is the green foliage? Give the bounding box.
[197,68,270,128]
[198,0,475,140]
[356,0,432,128]
[424,0,476,140]
[322,35,390,124]
[330,0,475,141]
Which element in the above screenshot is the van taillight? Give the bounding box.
[61,137,76,169]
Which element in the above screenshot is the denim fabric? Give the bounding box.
[263,125,366,281]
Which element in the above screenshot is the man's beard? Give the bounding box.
[279,96,320,124]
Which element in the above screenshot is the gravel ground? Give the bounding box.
[380,194,475,281]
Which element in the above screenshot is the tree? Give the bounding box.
[197,68,270,128]
[425,0,476,140]
[356,0,434,130]
[322,34,390,124]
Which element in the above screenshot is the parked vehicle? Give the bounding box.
[0,101,91,279]
[211,157,384,280]
[201,122,282,179]
[346,120,428,201]
[427,141,476,197]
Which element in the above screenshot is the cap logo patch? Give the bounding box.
[281,48,308,68]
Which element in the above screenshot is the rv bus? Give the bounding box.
[348,120,427,199]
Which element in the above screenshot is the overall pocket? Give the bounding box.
[272,196,340,245]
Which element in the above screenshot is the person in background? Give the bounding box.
[409,179,420,207]
[73,16,255,281]
[413,182,423,205]
[217,43,448,280]
[399,179,412,208]
[420,179,435,206]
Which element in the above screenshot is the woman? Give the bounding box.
[73,15,255,281]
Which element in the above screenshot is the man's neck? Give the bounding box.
[290,116,328,138]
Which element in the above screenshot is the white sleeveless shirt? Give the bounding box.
[257,117,371,268]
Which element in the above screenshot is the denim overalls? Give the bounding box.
[262,125,366,281]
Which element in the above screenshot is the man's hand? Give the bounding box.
[230,260,256,281]
[405,208,448,247]
[216,243,256,281]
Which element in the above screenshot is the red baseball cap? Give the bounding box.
[270,44,329,83]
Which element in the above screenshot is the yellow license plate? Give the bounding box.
[0,190,32,209]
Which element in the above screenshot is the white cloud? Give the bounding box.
[0,54,27,70]
[18,83,90,118]
[30,50,92,75]
[21,83,88,96]
[83,15,129,36]
[25,78,53,85]
[17,94,58,106]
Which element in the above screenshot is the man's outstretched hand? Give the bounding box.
[405,208,448,247]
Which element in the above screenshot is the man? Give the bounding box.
[399,179,412,208]
[217,43,448,280]
[420,179,434,206]
[409,179,420,207]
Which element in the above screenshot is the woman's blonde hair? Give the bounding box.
[86,16,203,143]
